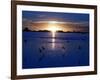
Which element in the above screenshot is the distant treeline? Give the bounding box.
[23,27,89,33]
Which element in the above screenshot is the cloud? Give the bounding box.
[22,18,89,31]
[31,21,89,26]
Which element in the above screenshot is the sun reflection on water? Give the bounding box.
[47,21,61,49]
[52,32,55,49]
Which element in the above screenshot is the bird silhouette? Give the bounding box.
[41,46,45,50]
[78,45,81,50]
[24,39,27,43]
[62,46,65,50]
[39,48,42,53]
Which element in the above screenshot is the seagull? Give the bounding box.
[24,39,27,43]
[62,46,65,50]
[41,46,45,50]
[78,45,81,50]
[39,48,42,53]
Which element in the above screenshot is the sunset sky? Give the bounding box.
[22,11,89,32]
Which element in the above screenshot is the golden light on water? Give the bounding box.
[52,38,55,49]
[47,21,61,49]
[48,26,58,49]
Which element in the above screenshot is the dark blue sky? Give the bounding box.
[22,11,89,23]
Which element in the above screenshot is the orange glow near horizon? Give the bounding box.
[48,26,61,33]
[47,21,61,32]
[30,20,73,32]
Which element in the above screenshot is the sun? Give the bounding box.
[48,26,60,32]
[48,26,61,38]
[48,21,61,32]
[47,21,61,38]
